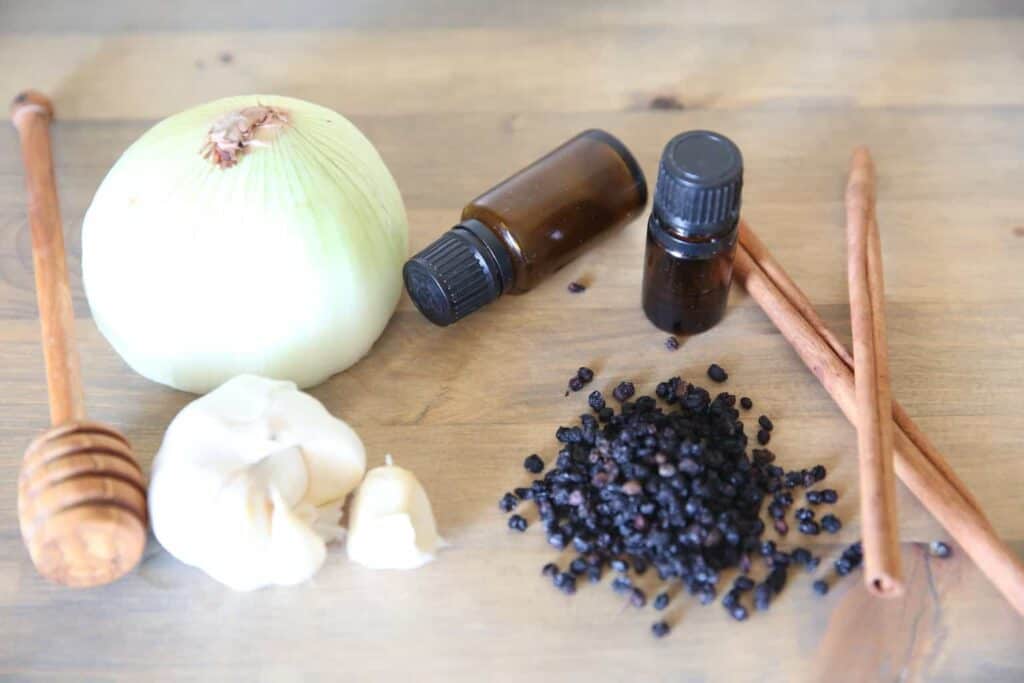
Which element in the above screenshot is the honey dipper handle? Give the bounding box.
[11,92,85,426]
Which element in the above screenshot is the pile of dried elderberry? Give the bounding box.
[500,364,866,637]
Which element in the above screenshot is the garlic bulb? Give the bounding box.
[347,455,444,570]
[149,374,365,590]
[82,95,408,394]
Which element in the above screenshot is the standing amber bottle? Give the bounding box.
[642,130,744,335]
[404,130,647,325]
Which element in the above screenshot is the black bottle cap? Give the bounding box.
[654,130,743,237]
[403,219,514,326]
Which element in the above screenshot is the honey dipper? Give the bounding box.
[11,91,147,587]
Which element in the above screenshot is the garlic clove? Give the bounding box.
[346,456,443,570]
[265,488,329,587]
[248,445,309,507]
[268,389,365,507]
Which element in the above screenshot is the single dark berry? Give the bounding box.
[805,556,821,573]
[569,558,588,575]
[558,573,577,595]
[568,376,584,392]
[795,508,815,523]
[610,558,630,573]
[760,540,776,557]
[773,519,789,535]
[771,551,791,568]
[734,576,755,592]
[577,366,595,383]
[806,490,822,505]
[820,514,842,534]
[812,580,829,596]
[665,336,680,351]
[611,576,633,594]
[514,486,532,500]
[811,464,827,482]
[774,491,793,506]
[572,536,592,553]
[612,381,635,402]
[721,590,740,609]
[698,586,717,605]
[707,364,728,383]
[766,566,788,594]
[841,542,863,567]
[929,541,952,558]
[587,566,602,583]
[757,429,770,445]
[555,426,581,443]
[821,489,839,504]
[523,454,545,474]
[740,396,753,410]
[567,281,586,293]
[798,520,820,535]
[508,514,528,532]
[651,621,671,638]
[653,592,670,610]
[597,406,613,422]
[587,390,605,411]
[499,492,518,513]
[541,562,559,578]
[758,415,774,431]
[790,548,812,565]
[835,559,853,577]
[548,533,566,550]
[629,587,647,608]
[632,558,649,575]
[729,605,749,621]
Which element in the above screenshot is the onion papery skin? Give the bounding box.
[82,95,408,393]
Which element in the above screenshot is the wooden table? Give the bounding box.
[2,1,1023,680]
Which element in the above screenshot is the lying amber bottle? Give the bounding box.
[404,130,647,326]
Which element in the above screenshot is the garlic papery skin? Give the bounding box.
[346,455,444,570]
[82,95,408,394]
[149,374,365,590]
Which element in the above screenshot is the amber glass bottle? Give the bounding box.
[642,130,744,335]
[404,130,647,326]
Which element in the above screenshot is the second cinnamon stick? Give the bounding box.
[845,147,903,597]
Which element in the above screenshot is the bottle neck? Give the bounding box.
[648,212,738,260]
[452,219,516,292]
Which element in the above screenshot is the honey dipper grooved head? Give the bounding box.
[19,422,148,587]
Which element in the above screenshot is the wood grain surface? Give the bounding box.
[1,1,1023,680]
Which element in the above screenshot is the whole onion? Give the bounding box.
[82,95,408,393]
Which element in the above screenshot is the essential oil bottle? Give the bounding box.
[404,129,647,326]
[642,130,744,335]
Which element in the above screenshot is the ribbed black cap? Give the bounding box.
[654,130,743,237]
[403,220,514,326]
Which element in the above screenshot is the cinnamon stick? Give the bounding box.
[733,235,1024,616]
[737,225,987,520]
[844,147,902,596]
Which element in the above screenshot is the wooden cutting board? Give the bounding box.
[1,1,1022,680]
